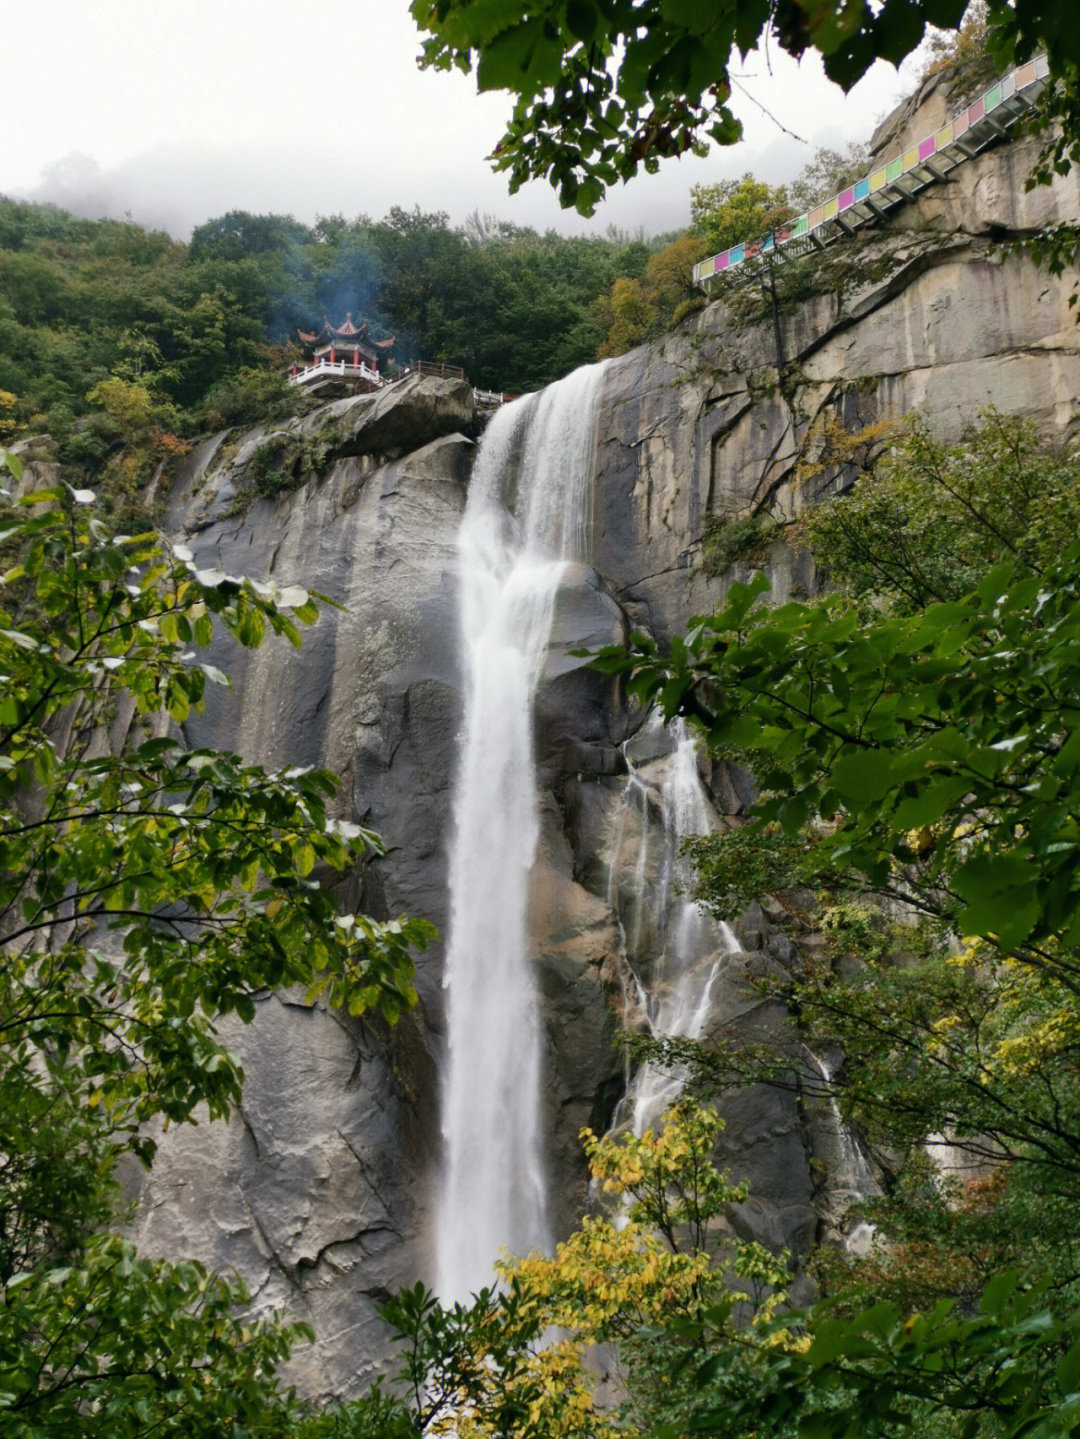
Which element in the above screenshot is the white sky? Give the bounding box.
[2,2,929,240]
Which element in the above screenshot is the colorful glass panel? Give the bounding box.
[690,55,1046,294]
[1015,60,1036,89]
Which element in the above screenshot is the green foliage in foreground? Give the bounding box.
[681,1270,1080,1439]
[601,541,1080,957]
[410,0,976,214]
[0,451,433,1434]
[573,415,1080,1435]
[1,1239,299,1439]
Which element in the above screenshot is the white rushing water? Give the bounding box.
[612,717,741,1137]
[436,363,608,1305]
[807,1049,880,1253]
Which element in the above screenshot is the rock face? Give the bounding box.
[129,390,474,1401]
[129,117,1080,1399]
[591,126,1080,644]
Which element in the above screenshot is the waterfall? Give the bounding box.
[806,1050,879,1253]
[436,363,608,1305]
[612,717,741,1137]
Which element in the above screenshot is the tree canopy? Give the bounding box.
[0,193,658,512]
[410,0,1080,213]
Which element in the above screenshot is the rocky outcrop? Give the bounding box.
[129,109,1080,1400]
[592,125,1080,644]
[127,402,474,1400]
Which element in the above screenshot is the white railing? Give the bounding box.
[472,387,506,408]
[289,358,385,388]
[289,357,509,409]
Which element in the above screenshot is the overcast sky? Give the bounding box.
[3,2,929,240]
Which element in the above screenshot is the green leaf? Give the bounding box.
[565,0,598,42]
[1058,1335,1080,1395]
[830,748,895,804]
[959,886,1041,951]
[476,19,542,90]
[891,776,970,828]
[871,0,927,64]
[979,1271,1022,1317]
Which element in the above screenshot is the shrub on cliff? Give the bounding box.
[595,231,709,357]
[305,1100,787,1439]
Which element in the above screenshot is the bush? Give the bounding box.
[702,511,781,576]
[203,364,302,431]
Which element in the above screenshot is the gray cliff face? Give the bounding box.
[129,377,477,1400]
[593,125,1080,645]
[128,130,1080,1398]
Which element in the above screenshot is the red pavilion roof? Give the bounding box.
[295,316,395,355]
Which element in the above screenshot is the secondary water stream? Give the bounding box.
[436,362,607,1305]
[609,717,741,1137]
[806,1049,879,1252]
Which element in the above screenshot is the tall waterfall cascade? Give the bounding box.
[436,362,608,1305]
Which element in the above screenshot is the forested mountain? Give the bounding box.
[0,196,653,451]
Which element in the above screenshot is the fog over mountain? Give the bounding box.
[5,3,915,240]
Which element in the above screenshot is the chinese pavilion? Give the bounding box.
[291,315,396,392]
